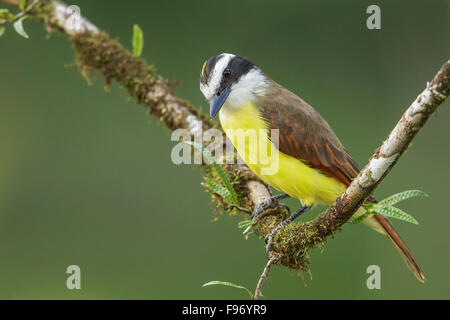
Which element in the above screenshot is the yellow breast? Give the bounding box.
[219,101,346,206]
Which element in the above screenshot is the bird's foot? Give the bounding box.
[264,205,311,257]
[243,193,290,235]
[250,193,290,221]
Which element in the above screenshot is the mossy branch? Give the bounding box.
[2,0,449,293]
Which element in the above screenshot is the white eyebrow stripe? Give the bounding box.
[200,53,234,100]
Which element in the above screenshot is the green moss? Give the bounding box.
[30,0,59,30]
[72,32,158,104]
[69,31,216,132]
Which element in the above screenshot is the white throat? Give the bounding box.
[225,68,267,109]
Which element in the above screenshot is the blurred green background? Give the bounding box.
[0,0,449,299]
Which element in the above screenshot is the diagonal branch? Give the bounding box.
[2,0,449,286]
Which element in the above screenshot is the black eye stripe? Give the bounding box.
[228,56,255,78]
[218,55,255,90]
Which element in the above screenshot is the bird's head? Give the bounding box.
[200,53,267,119]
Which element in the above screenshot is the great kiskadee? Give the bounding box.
[200,53,425,283]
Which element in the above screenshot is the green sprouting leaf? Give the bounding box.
[238,219,256,229]
[132,24,144,57]
[203,281,253,299]
[0,26,5,38]
[206,177,233,204]
[185,141,238,205]
[378,190,428,207]
[375,205,419,225]
[19,0,26,11]
[212,164,238,204]
[353,190,427,224]
[13,15,29,39]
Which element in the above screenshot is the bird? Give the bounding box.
[199,53,425,283]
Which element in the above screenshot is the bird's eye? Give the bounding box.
[223,69,231,78]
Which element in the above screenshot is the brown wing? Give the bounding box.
[259,83,360,186]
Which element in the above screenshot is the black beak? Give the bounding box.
[210,87,231,119]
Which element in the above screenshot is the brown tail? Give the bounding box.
[374,213,425,283]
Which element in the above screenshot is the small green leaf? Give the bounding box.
[378,190,428,207]
[185,141,238,205]
[375,205,419,225]
[132,24,144,57]
[0,26,5,38]
[354,190,427,224]
[13,15,29,39]
[203,281,253,299]
[238,219,256,229]
[19,0,26,11]
[206,177,233,204]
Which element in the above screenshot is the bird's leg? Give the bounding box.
[251,193,290,220]
[243,193,290,235]
[265,205,311,257]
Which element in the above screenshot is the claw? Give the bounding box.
[250,199,272,220]
[243,194,290,235]
[265,234,275,258]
